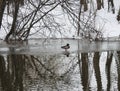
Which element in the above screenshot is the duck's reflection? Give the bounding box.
[62,51,70,57]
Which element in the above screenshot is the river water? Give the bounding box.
[0,39,120,91]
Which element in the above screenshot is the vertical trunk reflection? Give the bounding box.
[0,54,25,91]
[116,51,120,91]
[93,52,102,91]
[106,52,113,91]
[81,53,89,91]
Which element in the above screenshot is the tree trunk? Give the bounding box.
[0,0,6,29]
[96,0,102,10]
[5,1,20,41]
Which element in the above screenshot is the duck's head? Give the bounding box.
[66,43,70,46]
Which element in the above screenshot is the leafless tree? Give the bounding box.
[0,0,116,41]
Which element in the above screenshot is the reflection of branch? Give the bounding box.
[62,59,78,77]
[31,56,55,76]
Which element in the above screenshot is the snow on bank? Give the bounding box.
[96,0,120,37]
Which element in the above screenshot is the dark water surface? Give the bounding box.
[0,39,120,91]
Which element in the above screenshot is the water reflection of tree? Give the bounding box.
[24,54,80,90]
[77,51,103,91]
[0,53,80,91]
[1,50,120,91]
[79,52,103,91]
[116,51,120,91]
[106,52,113,91]
[81,53,89,91]
[105,51,120,91]
[81,52,102,91]
[93,52,102,91]
[0,54,25,91]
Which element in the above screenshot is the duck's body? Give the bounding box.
[61,44,70,50]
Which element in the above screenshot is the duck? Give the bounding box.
[61,43,70,50]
